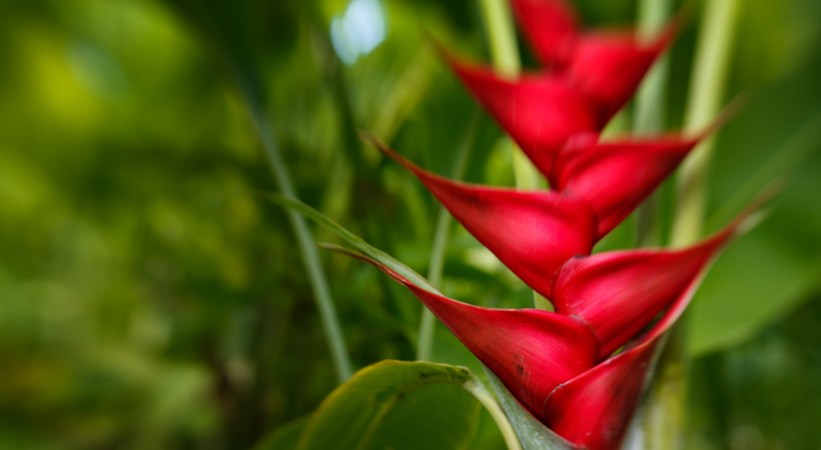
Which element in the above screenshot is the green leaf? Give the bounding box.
[295,360,481,450]
[253,417,308,450]
[483,368,573,450]
[267,196,533,449]
[265,193,439,294]
[687,224,819,356]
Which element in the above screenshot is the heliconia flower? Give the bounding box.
[343,1,755,448]
[509,0,677,121]
[369,137,597,297]
[368,136,713,299]
[349,206,756,450]
[446,0,676,176]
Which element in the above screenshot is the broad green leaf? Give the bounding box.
[686,225,819,356]
[295,360,480,450]
[253,417,308,450]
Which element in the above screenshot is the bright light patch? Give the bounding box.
[330,0,386,65]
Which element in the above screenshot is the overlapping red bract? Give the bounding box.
[357,214,749,449]
[452,0,677,179]
[372,139,596,297]
[354,1,752,449]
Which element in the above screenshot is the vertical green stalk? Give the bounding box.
[629,2,684,447]
[463,377,524,450]
[417,116,479,361]
[671,0,742,247]
[634,1,741,448]
[479,0,540,191]
[634,0,671,248]
[478,0,548,310]
[238,81,354,382]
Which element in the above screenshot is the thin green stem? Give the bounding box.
[671,0,742,247]
[478,0,540,191]
[636,2,741,447]
[630,3,685,448]
[238,80,354,382]
[478,0,520,78]
[634,0,671,248]
[417,116,479,361]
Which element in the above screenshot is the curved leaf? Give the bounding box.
[296,361,481,450]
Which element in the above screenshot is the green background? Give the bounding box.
[1,0,820,448]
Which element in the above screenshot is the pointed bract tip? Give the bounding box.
[693,94,748,140]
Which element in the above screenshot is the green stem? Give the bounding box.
[478,0,520,78]
[478,0,540,191]
[671,0,742,247]
[463,377,523,450]
[238,81,354,382]
[417,116,479,361]
[636,1,741,447]
[634,0,671,248]
[629,2,684,447]
[479,0,545,313]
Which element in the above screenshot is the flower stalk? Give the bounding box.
[479,0,541,191]
[633,0,671,248]
[672,0,743,247]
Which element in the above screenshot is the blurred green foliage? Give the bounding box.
[1,0,820,449]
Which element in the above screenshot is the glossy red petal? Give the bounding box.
[564,26,676,122]
[542,208,763,449]
[552,223,736,358]
[543,268,709,450]
[552,133,700,238]
[544,248,720,450]
[448,58,598,176]
[358,253,600,421]
[543,334,658,450]
[370,138,597,297]
[510,0,579,68]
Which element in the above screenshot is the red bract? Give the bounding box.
[347,1,750,449]
[511,0,676,121]
[551,221,740,358]
[448,58,597,176]
[371,138,596,297]
[353,213,753,450]
[449,0,676,177]
[544,263,706,450]
[552,132,700,238]
[367,259,599,419]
